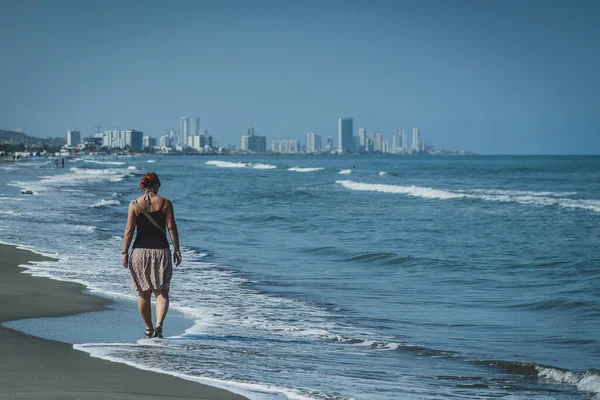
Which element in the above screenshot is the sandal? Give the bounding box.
[145,328,154,339]
[152,324,163,339]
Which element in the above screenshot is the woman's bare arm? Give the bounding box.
[122,201,137,267]
[166,199,182,266]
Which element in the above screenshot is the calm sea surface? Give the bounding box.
[1,155,599,399]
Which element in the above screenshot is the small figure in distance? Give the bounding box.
[55,159,59,167]
[121,172,182,339]
[61,157,65,168]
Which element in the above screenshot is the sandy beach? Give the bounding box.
[0,243,248,400]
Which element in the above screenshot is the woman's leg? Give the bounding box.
[153,290,169,328]
[138,290,153,329]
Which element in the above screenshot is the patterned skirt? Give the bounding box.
[129,248,173,293]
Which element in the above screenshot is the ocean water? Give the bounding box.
[1,154,599,399]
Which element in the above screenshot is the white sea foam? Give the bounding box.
[336,180,600,213]
[147,160,156,163]
[73,343,317,400]
[339,169,352,175]
[252,163,277,169]
[458,188,577,197]
[378,171,388,176]
[0,161,51,170]
[0,210,22,216]
[288,167,324,172]
[92,199,121,207]
[84,160,127,165]
[205,160,276,169]
[206,160,248,168]
[9,166,137,194]
[536,366,600,396]
[336,180,466,199]
[21,161,52,167]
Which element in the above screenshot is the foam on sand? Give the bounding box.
[287,167,325,172]
[73,343,316,400]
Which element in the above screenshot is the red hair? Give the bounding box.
[140,172,161,191]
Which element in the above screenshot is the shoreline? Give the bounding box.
[0,243,248,400]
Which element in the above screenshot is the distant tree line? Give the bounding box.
[0,130,66,154]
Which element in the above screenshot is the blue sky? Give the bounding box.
[0,0,598,154]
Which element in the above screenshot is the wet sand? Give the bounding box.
[0,243,248,400]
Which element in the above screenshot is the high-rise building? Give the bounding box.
[188,135,202,150]
[401,129,408,153]
[66,130,81,147]
[338,117,354,153]
[159,135,171,148]
[167,129,177,146]
[193,117,201,135]
[272,140,281,153]
[373,133,383,152]
[143,136,157,148]
[358,128,367,152]
[306,132,322,153]
[103,129,143,151]
[325,136,334,151]
[280,140,289,153]
[289,140,299,153]
[180,117,189,146]
[248,135,266,152]
[392,127,404,152]
[242,125,265,152]
[412,128,420,152]
[383,140,389,153]
[365,136,373,153]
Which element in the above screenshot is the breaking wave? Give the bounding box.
[335,180,600,213]
[206,160,276,169]
[83,160,127,165]
[92,199,121,207]
[478,360,600,396]
[9,166,138,194]
[288,167,325,172]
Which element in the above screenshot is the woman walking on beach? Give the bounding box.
[122,172,182,338]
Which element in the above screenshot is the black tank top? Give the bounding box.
[132,199,170,249]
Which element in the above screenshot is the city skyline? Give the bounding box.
[1,1,598,154]
[53,115,452,155]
